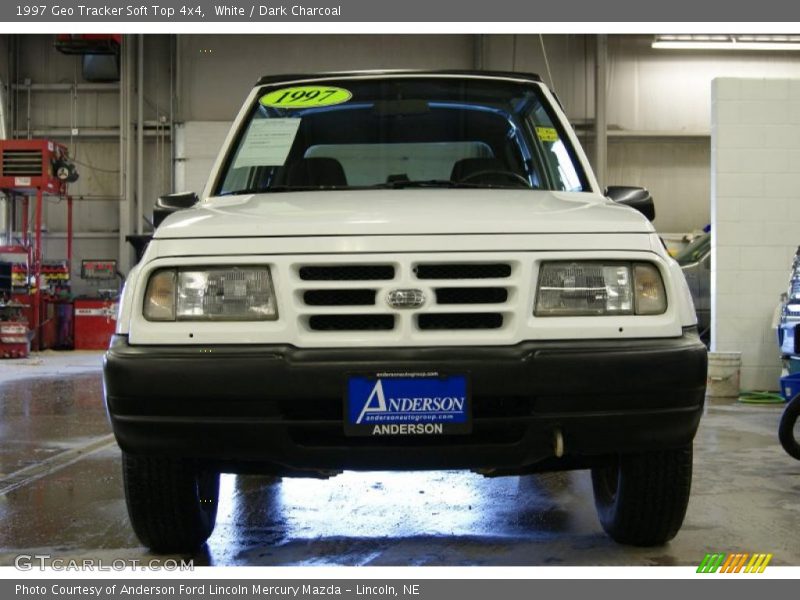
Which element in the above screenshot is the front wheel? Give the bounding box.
[122,452,220,553]
[591,446,693,546]
[779,394,800,460]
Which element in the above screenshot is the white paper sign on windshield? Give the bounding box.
[233,118,301,168]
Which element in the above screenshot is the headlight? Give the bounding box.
[144,266,277,321]
[535,261,666,316]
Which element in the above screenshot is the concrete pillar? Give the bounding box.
[593,34,608,190]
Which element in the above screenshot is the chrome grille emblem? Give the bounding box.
[387,289,426,309]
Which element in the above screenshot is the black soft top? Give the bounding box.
[254,70,544,87]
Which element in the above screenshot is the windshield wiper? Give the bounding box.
[218,185,346,196]
[371,179,486,189]
[217,187,264,196]
[372,179,532,189]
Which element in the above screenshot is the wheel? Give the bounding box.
[591,446,692,546]
[122,452,220,553]
[779,394,800,460]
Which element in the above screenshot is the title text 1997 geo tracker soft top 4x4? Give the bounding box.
[103,70,708,553]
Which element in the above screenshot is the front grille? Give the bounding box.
[414,263,511,280]
[435,287,508,304]
[294,258,516,339]
[303,289,376,306]
[2,150,43,176]
[308,314,395,331]
[417,313,504,330]
[299,265,395,281]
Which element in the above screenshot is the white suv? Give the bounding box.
[104,70,707,553]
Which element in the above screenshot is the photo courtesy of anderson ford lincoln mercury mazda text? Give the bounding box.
[102,71,707,553]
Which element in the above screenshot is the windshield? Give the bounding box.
[215,76,590,195]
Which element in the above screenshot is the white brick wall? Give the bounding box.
[712,78,799,391]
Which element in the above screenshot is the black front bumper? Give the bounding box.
[103,329,707,475]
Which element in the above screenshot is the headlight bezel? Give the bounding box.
[143,265,278,322]
[534,260,668,317]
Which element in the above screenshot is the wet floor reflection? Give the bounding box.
[0,374,109,475]
[0,447,132,550]
[205,469,600,565]
[0,374,103,417]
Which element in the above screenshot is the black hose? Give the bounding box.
[779,393,800,460]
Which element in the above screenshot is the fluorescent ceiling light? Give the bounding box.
[652,35,800,51]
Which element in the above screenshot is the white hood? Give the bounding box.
[154,189,654,239]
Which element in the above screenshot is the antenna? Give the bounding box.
[538,34,556,93]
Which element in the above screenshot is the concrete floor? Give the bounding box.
[0,352,799,566]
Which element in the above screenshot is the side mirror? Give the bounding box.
[605,186,655,222]
[153,191,199,228]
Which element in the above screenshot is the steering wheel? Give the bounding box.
[458,170,532,187]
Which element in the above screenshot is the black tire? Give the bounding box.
[591,446,692,546]
[779,394,800,460]
[122,452,220,553]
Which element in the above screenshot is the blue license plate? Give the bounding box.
[345,372,471,436]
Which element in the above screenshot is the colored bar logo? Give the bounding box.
[697,552,773,573]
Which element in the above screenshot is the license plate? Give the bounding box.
[344,372,471,437]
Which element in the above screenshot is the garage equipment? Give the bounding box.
[777,247,800,379]
[0,302,31,358]
[0,261,10,292]
[0,139,77,351]
[1,246,32,355]
[54,35,122,82]
[73,297,117,350]
[0,259,30,358]
[779,256,800,457]
[73,259,119,350]
[54,34,122,55]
